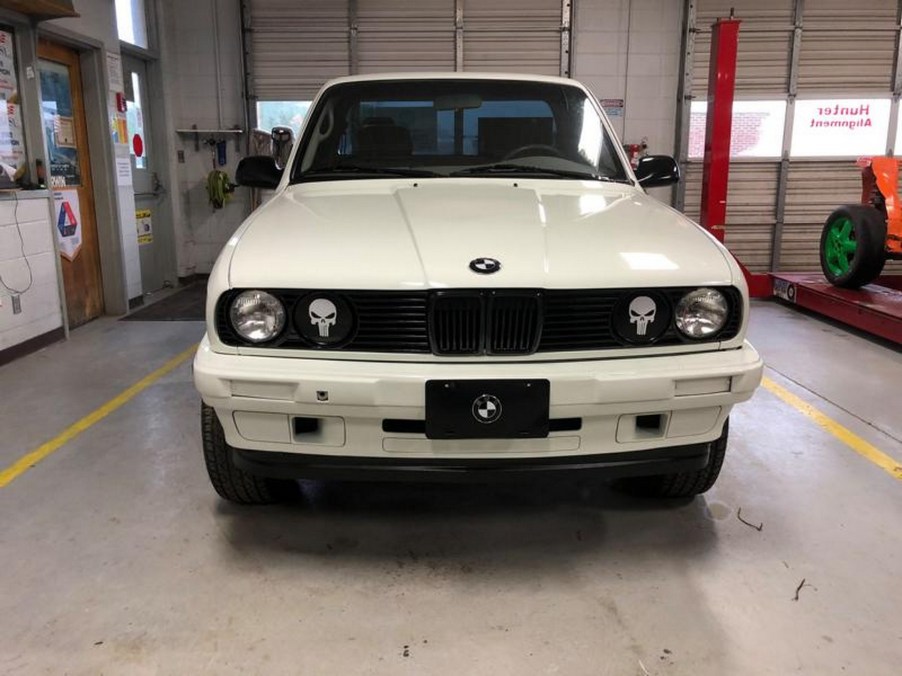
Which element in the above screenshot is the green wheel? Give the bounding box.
[819,205,886,289]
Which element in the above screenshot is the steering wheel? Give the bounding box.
[503,144,566,161]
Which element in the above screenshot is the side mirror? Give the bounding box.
[236,155,282,189]
[634,155,680,188]
[271,126,294,169]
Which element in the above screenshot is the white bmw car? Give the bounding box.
[193,73,763,504]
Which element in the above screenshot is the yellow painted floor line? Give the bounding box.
[0,343,198,489]
[762,376,902,482]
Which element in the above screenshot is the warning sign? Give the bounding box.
[53,190,82,261]
[136,208,152,245]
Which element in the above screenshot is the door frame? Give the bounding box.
[120,42,179,292]
[38,26,131,316]
[38,39,106,327]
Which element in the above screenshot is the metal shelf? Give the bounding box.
[176,125,244,151]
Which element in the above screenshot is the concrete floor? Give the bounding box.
[0,301,900,675]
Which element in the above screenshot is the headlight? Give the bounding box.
[675,288,729,339]
[229,290,286,343]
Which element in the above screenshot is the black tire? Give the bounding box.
[613,419,729,499]
[819,205,886,289]
[201,403,295,504]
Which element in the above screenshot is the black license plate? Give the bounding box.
[425,379,550,440]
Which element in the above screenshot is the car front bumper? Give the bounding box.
[193,337,763,466]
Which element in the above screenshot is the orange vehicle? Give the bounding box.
[820,157,902,288]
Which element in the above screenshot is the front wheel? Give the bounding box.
[201,403,296,504]
[613,419,729,498]
[819,205,886,289]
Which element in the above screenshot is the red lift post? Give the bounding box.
[698,17,772,298]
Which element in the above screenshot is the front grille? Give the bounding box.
[541,290,620,351]
[488,292,542,354]
[216,287,743,354]
[429,291,542,355]
[429,293,483,354]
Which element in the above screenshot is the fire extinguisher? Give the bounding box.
[623,138,648,169]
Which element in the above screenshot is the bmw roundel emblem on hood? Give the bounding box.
[469,257,501,274]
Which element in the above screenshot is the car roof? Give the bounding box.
[323,72,585,89]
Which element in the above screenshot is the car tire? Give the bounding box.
[613,419,729,498]
[819,205,887,289]
[201,403,296,504]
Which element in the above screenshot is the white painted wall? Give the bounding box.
[572,0,683,158]
[160,0,252,277]
[0,194,62,351]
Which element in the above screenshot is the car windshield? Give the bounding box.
[291,79,630,183]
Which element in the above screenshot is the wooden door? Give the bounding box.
[38,40,104,328]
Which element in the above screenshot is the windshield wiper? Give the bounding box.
[299,165,441,180]
[450,163,628,182]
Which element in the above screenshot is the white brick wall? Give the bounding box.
[0,195,63,351]
[572,0,683,159]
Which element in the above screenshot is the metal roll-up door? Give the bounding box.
[462,0,562,75]
[691,0,795,96]
[249,0,350,100]
[357,0,454,74]
[797,0,899,92]
[781,161,862,271]
[683,162,780,272]
[782,162,902,272]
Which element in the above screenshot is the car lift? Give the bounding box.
[699,16,902,344]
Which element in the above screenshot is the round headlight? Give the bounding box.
[675,288,729,339]
[229,290,286,343]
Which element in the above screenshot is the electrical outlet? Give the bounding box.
[12,295,21,314]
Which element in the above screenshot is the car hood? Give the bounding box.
[227,179,735,290]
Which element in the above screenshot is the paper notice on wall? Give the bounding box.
[116,156,133,185]
[600,98,624,118]
[106,51,124,92]
[54,190,83,261]
[54,115,76,148]
[136,209,153,245]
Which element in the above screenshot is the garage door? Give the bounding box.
[680,0,900,274]
[247,0,567,101]
[248,0,350,100]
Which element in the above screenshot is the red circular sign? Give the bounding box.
[132,133,144,158]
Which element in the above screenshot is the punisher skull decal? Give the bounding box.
[628,296,657,336]
[296,294,355,346]
[309,298,338,338]
[613,291,671,344]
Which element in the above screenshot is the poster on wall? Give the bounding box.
[111,112,129,147]
[53,190,83,261]
[40,62,82,187]
[136,209,153,245]
[791,98,891,158]
[0,30,27,173]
